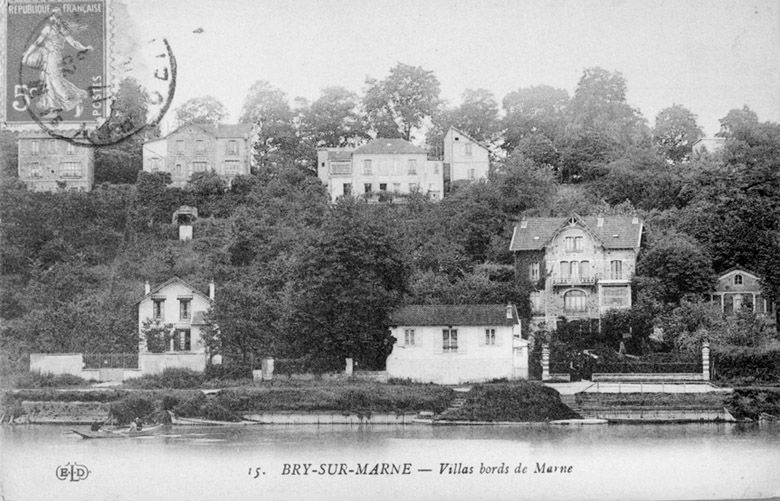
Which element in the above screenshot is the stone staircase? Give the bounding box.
[558,394,589,418]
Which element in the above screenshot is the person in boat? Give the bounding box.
[90,421,102,432]
[134,417,143,431]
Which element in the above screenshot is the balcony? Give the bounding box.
[552,275,598,287]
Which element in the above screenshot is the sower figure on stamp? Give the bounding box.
[22,7,94,119]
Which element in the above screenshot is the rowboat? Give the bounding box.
[169,413,258,426]
[70,424,165,439]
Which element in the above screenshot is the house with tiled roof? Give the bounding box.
[386,304,529,384]
[510,214,643,332]
[17,131,95,192]
[317,137,444,202]
[136,277,215,373]
[142,123,252,187]
[443,127,490,189]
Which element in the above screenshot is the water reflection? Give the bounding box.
[1,423,778,501]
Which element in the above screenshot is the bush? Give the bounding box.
[726,388,780,420]
[712,348,780,385]
[124,368,205,389]
[439,381,579,422]
[109,395,155,424]
[10,372,89,389]
[204,363,252,381]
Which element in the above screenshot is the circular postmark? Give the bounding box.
[15,6,176,147]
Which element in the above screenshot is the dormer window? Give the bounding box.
[734,274,743,285]
[465,143,473,156]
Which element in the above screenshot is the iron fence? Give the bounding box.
[83,353,139,369]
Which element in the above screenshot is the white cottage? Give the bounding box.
[136,277,214,374]
[386,304,529,384]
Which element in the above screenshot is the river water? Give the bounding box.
[1,423,779,501]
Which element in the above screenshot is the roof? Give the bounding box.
[389,304,519,327]
[447,126,490,151]
[716,267,761,280]
[509,214,643,251]
[156,123,252,141]
[353,138,427,155]
[136,277,211,304]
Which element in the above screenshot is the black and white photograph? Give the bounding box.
[1,0,779,499]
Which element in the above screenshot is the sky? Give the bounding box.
[125,0,780,137]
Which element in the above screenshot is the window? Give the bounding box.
[565,236,583,252]
[176,140,185,154]
[529,263,540,281]
[153,300,164,320]
[330,162,352,175]
[48,140,57,153]
[468,168,476,180]
[173,329,191,351]
[60,162,81,178]
[407,159,417,175]
[364,183,372,193]
[224,160,240,173]
[343,183,352,196]
[610,260,623,280]
[195,140,205,153]
[560,261,570,278]
[409,183,419,192]
[379,183,387,192]
[393,182,401,192]
[465,143,473,156]
[580,261,590,279]
[31,140,40,155]
[192,161,208,172]
[734,274,743,285]
[363,159,373,175]
[564,290,587,312]
[175,163,183,176]
[442,329,458,351]
[66,142,75,155]
[150,158,162,172]
[485,328,496,345]
[404,329,415,346]
[179,299,191,320]
[226,140,238,155]
[28,162,41,178]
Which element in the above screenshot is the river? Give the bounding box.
[1,423,779,501]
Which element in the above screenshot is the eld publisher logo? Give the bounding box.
[56,463,90,482]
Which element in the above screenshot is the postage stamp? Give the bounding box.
[1,0,176,146]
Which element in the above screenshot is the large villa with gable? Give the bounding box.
[510,214,644,332]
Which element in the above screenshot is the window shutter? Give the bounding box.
[495,329,503,347]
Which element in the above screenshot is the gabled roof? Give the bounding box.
[716,267,761,281]
[136,277,210,304]
[509,214,643,251]
[447,126,490,151]
[389,304,519,327]
[353,138,427,155]
[155,123,252,142]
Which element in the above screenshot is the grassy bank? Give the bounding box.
[437,381,580,422]
[726,387,780,420]
[0,380,455,424]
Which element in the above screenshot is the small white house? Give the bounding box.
[136,277,214,374]
[386,304,529,384]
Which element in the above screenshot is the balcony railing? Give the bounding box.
[552,275,598,286]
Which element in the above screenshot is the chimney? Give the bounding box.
[506,304,513,320]
[209,280,215,300]
[144,280,150,295]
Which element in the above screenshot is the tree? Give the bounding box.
[174,96,228,127]
[364,63,441,141]
[716,105,759,138]
[653,104,703,162]
[494,152,557,215]
[635,232,715,306]
[140,318,173,353]
[300,87,368,148]
[291,197,409,369]
[567,67,649,154]
[502,85,569,153]
[94,78,159,184]
[239,81,298,169]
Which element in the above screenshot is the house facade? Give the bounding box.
[510,214,643,332]
[386,304,529,384]
[710,268,776,318]
[17,133,94,192]
[317,138,445,202]
[443,126,490,186]
[137,277,214,373]
[142,123,252,187]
